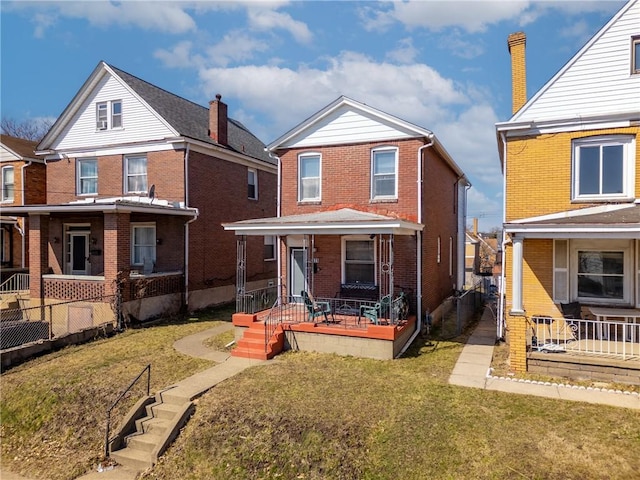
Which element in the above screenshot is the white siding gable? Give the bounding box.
[281,104,419,148]
[52,73,176,151]
[514,0,640,124]
[0,145,21,163]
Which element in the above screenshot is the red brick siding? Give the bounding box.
[24,162,46,204]
[187,151,277,291]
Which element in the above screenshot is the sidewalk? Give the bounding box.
[449,304,640,409]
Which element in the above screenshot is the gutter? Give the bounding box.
[268,151,283,297]
[183,144,198,308]
[397,134,434,357]
[497,131,508,340]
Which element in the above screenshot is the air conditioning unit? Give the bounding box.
[97,120,108,130]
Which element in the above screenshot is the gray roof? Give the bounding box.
[518,204,640,227]
[109,65,274,165]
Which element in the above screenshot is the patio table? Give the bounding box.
[588,307,640,342]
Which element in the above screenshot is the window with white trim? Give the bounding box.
[343,237,375,284]
[77,158,98,195]
[96,100,122,130]
[555,239,633,305]
[125,155,147,193]
[632,36,640,75]
[572,136,635,201]
[248,168,258,200]
[371,147,398,199]
[1,227,9,263]
[264,235,276,261]
[131,223,156,266]
[298,154,321,202]
[2,166,14,202]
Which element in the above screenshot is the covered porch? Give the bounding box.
[223,208,424,360]
[2,197,198,323]
[503,204,640,380]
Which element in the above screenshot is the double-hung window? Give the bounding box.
[77,158,98,195]
[131,223,156,266]
[632,36,640,75]
[298,154,321,202]
[96,100,122,130]
[343,237,375,284]
[572,136,635,201]
[264,235,276,261]
[125,155,147,193]
[371,147,398,199]
[2,166,14,202]
[248,168,258,200]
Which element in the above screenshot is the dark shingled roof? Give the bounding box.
[108,65,274,165]
[1,134,38,159]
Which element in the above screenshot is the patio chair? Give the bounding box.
[301,290,332,323]
[359,295,391,325]
[559,301,586,340]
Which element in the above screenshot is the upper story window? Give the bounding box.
[298,153,321,202]
[248,168,258,200]
[125,155,147,194]
[572,136,635,201]
[632,36,640,75]
[2,166,14,202]
[77,158,98,195]
[371,147,398,200]
[96,100,122,130]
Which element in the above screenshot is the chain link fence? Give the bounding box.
[1,296,118,351]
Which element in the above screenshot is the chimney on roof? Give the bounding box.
[473,218,478,235]
[209,94,228,146]
[507,32,527,115]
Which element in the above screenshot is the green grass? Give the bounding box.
[2,305,640,480]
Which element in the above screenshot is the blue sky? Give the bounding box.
[0,0,627,231]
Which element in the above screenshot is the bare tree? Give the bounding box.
[0,117,54,142]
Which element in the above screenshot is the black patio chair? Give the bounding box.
[560,301,585,340]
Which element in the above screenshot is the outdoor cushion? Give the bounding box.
[560,302,582,319]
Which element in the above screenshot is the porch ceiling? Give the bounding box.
[505,203,640,239]
[223,208,423,236]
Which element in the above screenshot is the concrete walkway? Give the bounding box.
[449,304,640,409]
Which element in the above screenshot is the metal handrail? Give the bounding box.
[0,273,29,293]
[104,364,151,457]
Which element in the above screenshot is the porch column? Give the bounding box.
[104,212,130,297]
[28,213,49,301]
[510,235,524,314]
[236,235,247,296]
[379,234,394,299]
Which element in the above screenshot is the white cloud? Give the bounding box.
[247,6,313,44]
[205,32,270,67]
[385,38,419,64]
[154,41,203,69]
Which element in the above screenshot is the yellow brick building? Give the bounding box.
[495,0,640,381]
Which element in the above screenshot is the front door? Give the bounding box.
[67,232,90,275]
[290,247,307,301]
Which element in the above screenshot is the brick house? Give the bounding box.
[496,0,640,383]
[4,61,277,323]
[0,134,46,281]
[224,96,470,360]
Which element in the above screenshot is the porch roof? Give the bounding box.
[1,196,199,217]
[223,208,423,236]
[504,203,640,238]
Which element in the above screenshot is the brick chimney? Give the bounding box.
[473,217,478,235]
[507,32,527,115]
[209,94,228,146]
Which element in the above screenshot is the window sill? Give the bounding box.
[571,196,634,203]
[298,200,321,205]
[370,198,398,204]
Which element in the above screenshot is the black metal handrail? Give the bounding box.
[104,364,151,457]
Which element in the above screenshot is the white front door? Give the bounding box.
[67,232,90,275]
[290,247,307,301]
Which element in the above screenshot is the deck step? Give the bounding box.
[231,325,284,360]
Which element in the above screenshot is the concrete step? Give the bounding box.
[135,416,171,435]
[110,446,154,471]
[147,400,184,420]
[237,337,266,349]
[230,346,270,360]
[125,431,163,453]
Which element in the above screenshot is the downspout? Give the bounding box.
[183,144,197,308]
[19,161,32,268]
[497,132,508,340]
[398,134,434,357]
[268,151,283,297]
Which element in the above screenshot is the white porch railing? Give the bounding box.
[530,316,640,360]
[0,273,29,293]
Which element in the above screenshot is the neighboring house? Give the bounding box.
[464,218,498,288]
[224,96,470,360]
[3,61,277,323]
[496,0,640,382]
[0,135,46,280]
